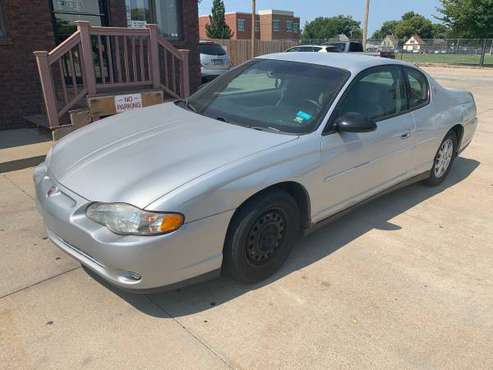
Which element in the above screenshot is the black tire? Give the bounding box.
[424,130,458,186]
[222,190,300,283]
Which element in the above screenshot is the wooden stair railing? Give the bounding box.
[34,21,190,129]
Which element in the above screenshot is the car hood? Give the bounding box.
[48,103,297,208]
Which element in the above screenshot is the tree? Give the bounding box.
[432,23,450,39]
[303,16,362,40]
[205,0,233,39]
[372,12,435,40]
[371,20,399,39]
[395,13,433,40]
[437,0,493,38]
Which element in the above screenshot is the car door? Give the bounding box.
[311,65,416,222]
[402,67,437,175]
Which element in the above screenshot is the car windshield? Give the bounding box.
[199,43,226,56]
[185,59,350,134]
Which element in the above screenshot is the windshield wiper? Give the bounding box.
[175,99,197,113]
[250,126,281,133]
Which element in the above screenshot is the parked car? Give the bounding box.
[199,41,230,82]
[287,41,395,59]
[35,53,477,292]
[286,44,340,53]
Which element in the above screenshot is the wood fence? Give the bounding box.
[210,39,299,66]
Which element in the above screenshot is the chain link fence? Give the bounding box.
[210,38,493,67]
[366,38,493,67]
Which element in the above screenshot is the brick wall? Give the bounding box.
[200,11,299,41]
[261,14,300,40]
[175,0,201,92]
[0,0,55,129]
[107,0,127,27]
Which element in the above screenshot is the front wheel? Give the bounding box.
[424,131,457,186]
[222,191,300,283]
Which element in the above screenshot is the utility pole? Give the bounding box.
[362,0,370,50]
[251,0,256,59]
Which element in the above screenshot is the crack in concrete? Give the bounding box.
[0,266,81,301]
[145,295,237,370]
[3,173,35,201]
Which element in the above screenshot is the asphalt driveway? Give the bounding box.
[1,66,492,369]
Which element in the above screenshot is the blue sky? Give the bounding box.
[198,0,443,35]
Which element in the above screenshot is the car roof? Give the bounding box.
[258,52,416,75]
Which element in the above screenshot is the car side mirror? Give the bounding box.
[334,112,377,133]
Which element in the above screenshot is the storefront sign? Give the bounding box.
[114,93,143,113]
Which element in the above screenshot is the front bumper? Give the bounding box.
[201,66,230,78]
[34,163,233,291]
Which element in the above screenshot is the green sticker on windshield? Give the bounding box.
[294,111,312,124]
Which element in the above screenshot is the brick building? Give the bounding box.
[0,0,200,129]
[199,9,300,41]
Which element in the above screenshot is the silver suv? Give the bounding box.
[199,41,231,81]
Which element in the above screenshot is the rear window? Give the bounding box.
[349,42,363,52]
[199,43,226,56]
[326,43,346,52]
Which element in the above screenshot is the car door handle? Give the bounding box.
[400,131,411,139]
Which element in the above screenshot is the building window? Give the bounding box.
[125,0,181,39]
[286,20,293,32]
[126,0,152,28]
[255,21,260,32]
[154,0,181,39]
[238,18,246,32]
[51,0,107,43]
[293,22,299,33]
[273,19,280,32]
[0,1,7,39]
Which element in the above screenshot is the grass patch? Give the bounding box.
[399,53,493,66]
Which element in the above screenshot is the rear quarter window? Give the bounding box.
[405,68,430,108]
[199,43,226,56]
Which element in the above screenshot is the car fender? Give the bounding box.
[145,135,321,223]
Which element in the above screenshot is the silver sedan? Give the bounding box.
[34,53,477,292]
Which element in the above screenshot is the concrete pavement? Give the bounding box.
[0,67,492,369]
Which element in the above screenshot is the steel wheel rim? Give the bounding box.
[434,138,454,178]
[245,209,287,266]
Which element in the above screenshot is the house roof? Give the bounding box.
[406,34,425,44]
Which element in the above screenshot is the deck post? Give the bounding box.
[146,24,161,89]
[76,21,97,95]
[33,51,59,128]
[179,49,190,97]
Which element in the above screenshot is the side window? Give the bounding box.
[299,46,315,52]
[405,68,429,108]
[349,42,363,52]
[335,67,407,121]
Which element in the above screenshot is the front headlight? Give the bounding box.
[86,203,184,235]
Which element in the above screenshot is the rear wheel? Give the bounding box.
[222,191,300,283]
[424,131,458,186]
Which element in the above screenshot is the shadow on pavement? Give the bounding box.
[0,128,51,150]
[86,157,479,318]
